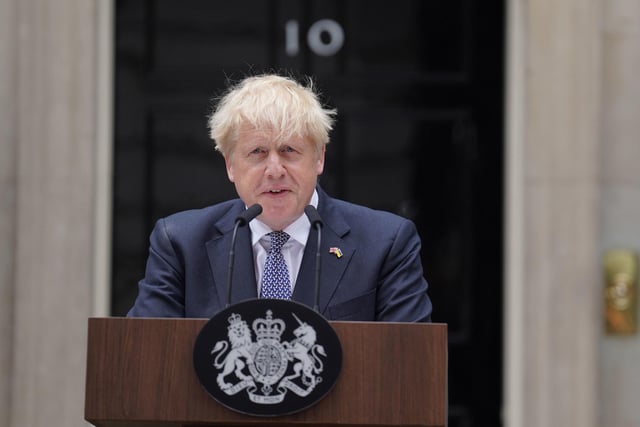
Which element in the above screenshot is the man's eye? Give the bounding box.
[282,146,296,153]
[250,148,264,155]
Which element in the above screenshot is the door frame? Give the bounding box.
[93,1,538,424]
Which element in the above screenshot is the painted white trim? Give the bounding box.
[93,0,114,317]
[503,0,525,425]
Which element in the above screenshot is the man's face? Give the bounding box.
[225,128,325,231]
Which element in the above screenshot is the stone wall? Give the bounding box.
[0,0,99,425]
[504,0,602,425]
[599,1,640,425]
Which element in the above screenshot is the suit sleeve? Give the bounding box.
[127,218,186,317]
[375,219,433,322]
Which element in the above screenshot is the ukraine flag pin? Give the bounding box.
[329,247,343,258]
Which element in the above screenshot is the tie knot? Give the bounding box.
[268,231,290,252]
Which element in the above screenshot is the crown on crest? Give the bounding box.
[228,313,242,325]
[252,310,285,341]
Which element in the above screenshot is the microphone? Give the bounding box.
[304,205,324,312]
[226,204,262,307]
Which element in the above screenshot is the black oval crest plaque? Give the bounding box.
[193,299,342,417]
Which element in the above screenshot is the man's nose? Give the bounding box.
[265,152,285,176]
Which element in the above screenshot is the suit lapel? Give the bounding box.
[205,206,258,307]
[207,190,353,314]
[292,190,354,315]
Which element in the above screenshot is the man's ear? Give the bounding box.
[224,155,235,182]
[316,145,326,175]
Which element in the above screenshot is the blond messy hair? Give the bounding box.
[207,74,336,157]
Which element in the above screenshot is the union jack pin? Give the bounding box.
[329,247,343,258]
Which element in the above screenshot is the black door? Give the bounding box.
[112,1,504,425]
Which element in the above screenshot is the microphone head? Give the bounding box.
[304,205,323,227]
[236,204,262,225]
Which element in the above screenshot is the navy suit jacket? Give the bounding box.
[128,188,432,322]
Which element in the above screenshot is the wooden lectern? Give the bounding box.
[85,318,447,427]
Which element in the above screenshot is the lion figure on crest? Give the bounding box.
[211,314,254,389]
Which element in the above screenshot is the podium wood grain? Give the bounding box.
[85,318,447,427]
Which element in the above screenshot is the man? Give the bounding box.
[128,74,432,321]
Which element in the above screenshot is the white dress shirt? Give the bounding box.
[249,190,318,296]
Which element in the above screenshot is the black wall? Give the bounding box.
[113,1,504,425]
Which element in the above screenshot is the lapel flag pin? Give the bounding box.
[329,247,343,258]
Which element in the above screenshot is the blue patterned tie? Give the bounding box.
[260,231,291,299]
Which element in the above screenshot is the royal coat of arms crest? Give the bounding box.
[193,299,342,416]
[211,310,326,404]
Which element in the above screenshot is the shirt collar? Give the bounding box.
[249,189,318,246]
